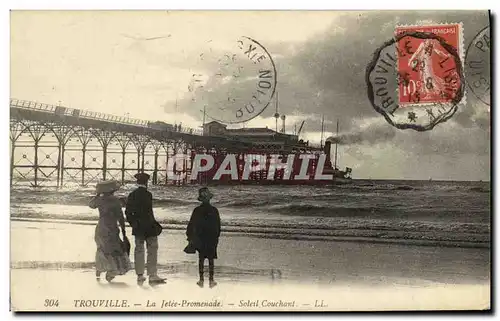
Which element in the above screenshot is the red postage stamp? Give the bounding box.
[395,24,463,106]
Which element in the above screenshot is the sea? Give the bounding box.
[10,179,491,249]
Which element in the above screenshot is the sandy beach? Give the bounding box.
[10,219,490,311]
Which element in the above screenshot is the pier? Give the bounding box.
[9,99,319,187]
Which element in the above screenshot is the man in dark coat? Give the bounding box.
[186,187,221,288]
[125,172,165,285]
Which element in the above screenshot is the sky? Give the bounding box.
[10,10,490,180]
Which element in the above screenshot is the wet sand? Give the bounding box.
[10,220,490,311]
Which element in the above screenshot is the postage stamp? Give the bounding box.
[465,26,490,107]
[366,23,466,131]
[396,24,463,106]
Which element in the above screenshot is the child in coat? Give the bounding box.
[186,187,221,288]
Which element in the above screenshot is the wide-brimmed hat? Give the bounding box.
[197,187,213,202]
[95,180,121,194]
[134,172,150,182]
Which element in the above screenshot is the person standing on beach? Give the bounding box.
[186,187,221,288]
[90,180,131,282]
[125,173,166,285]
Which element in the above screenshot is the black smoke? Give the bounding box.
[326,121,397,145]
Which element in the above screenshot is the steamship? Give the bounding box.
[193,119,352,185]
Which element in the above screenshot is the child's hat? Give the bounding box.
[197,187,213,201]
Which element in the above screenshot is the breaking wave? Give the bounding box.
[12,215,490,249]
[10,179,490,249]
[469,186,490,193]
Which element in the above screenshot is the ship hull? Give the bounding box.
[330,177,353,185]
[202,179,351,186]
[189,150,352,186]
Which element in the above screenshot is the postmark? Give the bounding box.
[189,36,277,124]
[366,23,466,131]
[465,26,490,106]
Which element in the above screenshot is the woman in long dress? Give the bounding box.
[89,180,131,282]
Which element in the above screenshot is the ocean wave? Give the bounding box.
[153,198,198,207]
[270,203,340,215]
[218,199,267,208]
[392,185,414,191]
[337,182,490,194]
[269,203,408,217]
[10,192,196,208]
[11,208,491,235]
[371,185,416,191]
[12,216,490,248]
[469,186,490,193]
[10,181,489,211]
[335,183,417,191]
[9,180,490,249]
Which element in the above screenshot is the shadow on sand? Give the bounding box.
[97,281,130,288]
[147,281,168,289]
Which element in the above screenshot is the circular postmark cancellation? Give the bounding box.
[193,36,277,124]
[366,24,466,131]
[465,26,490,106]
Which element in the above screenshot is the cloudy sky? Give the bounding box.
[10,10,490,180]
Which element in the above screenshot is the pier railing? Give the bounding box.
[10,99,322,141]
[10,99,149,127]
[10,98,204,135]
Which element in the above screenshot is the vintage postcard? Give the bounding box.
[9,10,491,312]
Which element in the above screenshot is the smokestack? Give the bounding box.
[274,92,279,132]
[324,141,332,164]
